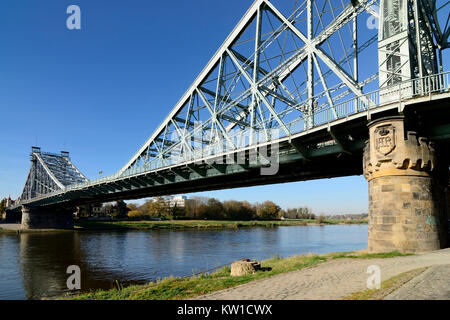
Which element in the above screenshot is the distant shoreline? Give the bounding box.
[74,219,368,231]
[0,219,368,233]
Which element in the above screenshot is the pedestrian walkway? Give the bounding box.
[197,249,450,300]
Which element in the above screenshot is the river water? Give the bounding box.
[0,225,367,300]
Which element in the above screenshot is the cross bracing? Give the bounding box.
[19,148,89,201]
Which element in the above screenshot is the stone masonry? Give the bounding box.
[363,116,448,253]
[21,206,74,230]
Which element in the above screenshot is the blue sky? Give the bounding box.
[0,0,447,214]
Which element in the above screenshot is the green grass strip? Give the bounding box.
[343,267,428,300]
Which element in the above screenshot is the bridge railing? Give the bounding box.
[303,71,449,130]
[52,71,450,195]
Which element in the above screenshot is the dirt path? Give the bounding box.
[197,248,450,300]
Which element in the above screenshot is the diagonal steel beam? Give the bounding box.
[311,53,337,118]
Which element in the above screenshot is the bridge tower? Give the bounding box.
[17,147,89,229]
[378,0,441,102]
[364,116,448,252]
[364,0,449,252]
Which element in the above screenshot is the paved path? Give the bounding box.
[197,248,450,300]
[385,264,450,300]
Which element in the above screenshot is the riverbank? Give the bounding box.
[58,250,412,300]
[74,218,367,231]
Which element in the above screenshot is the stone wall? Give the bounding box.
[368,175,447,252]
[364,116,448,253]
[21,206,74,230]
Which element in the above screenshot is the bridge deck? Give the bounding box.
[8,83,450,212]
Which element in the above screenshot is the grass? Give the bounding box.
[74,218,367,231]
[327,250,414,259]
[343,267,428,300]
[60,254,327,300]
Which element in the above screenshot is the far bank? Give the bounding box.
[74,218,367,231]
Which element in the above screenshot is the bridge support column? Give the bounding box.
[363,116,448,253]
[21,206,74,230]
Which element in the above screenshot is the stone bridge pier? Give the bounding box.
[364,116,449,253]
[21,206,74,230]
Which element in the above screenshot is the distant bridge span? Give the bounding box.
[6,0,450,253]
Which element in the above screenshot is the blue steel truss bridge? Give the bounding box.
[6,0,450,252]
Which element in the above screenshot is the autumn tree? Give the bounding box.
[256,201,281,220]
[202,198,224,219]
[127,203,138,212]
[223,200,255,220]
[146,198,170,218]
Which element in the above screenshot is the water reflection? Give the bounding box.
[0,225,368,300]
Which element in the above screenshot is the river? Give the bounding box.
[0,224,367,300]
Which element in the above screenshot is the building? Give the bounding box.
[92,203,106,216]
[153,195,187,208]
[168,195,187,208]
[75,203,105,218]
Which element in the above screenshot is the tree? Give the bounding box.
[170,205,186,219]
[241,201,256,220]
[256,201,281,220]
[317,214,326,224]
[138,200,153,215]
[202,198,224,219]
[223,200,241,220]
[0,199,6,215]
[223,200,255,220]
[185,198,205,218]
[128,210,144,219]
[146,198,169,218]
[127,203,138,212]
[114,200,128,218]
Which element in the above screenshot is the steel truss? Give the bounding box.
[119,0,387,176]
[377,0,449,97]
[19,148,89,201]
